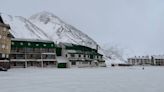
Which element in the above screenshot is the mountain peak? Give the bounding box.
[28,11,98,49]
[29,11,63,24]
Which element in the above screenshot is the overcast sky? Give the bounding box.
[0,0,164,57]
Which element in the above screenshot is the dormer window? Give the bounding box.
[20,42,23,45]
[43,44,46,47]
[28,43,31,46]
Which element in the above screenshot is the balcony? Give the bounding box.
[68,57,93,61]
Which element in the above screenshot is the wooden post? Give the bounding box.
[41,61,43,68]
[41,53,43,68]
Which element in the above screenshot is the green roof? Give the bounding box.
[11,38,56,48]
[61,43,103,56]
[68,51,103,56]
[61,43,97,52]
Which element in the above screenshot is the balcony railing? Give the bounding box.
[68,57,94,61]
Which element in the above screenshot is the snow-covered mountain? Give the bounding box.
[0,11,125,65]
[1,11,98,49]
[1,14,49,40]
[29,11,98,49]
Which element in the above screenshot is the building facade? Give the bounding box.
[10,38,57,68]
[59,43,106,68]
[0,15,11,68]
[128,55,164,66]
[151,55,164,66]
[128,56,152,65]
[8,39,106,68]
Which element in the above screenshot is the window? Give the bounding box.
[42,48,49,52]
[90,55,94,59]
[82,62,88,64]
[28,43,31,46]
[79,54,81,57]
[43,44,46,47]
[20,42,23,45]
[16,54,25,59]
[14,62,16,66]
[2,54,5,58]
[51,44,54,47]
[72,62,76,65]
[2,44,5,49]
[34,48,40,52]
[6,55,9,58]
[94,56,97,59]
[70,54,75,57]
[65,54,67,57]
[26,48,33,53]
[36,44,39,46]
[48,48,54,52]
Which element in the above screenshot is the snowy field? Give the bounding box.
[0,67,164,92]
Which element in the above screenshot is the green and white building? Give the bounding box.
[9,39,106,68]
[10,38,57,68]
[59,43,106,68]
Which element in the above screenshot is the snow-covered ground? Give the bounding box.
[0,67,164,92]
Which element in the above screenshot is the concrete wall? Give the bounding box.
[98,62,106,67]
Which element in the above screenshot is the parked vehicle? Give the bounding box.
[0,67,8,71]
